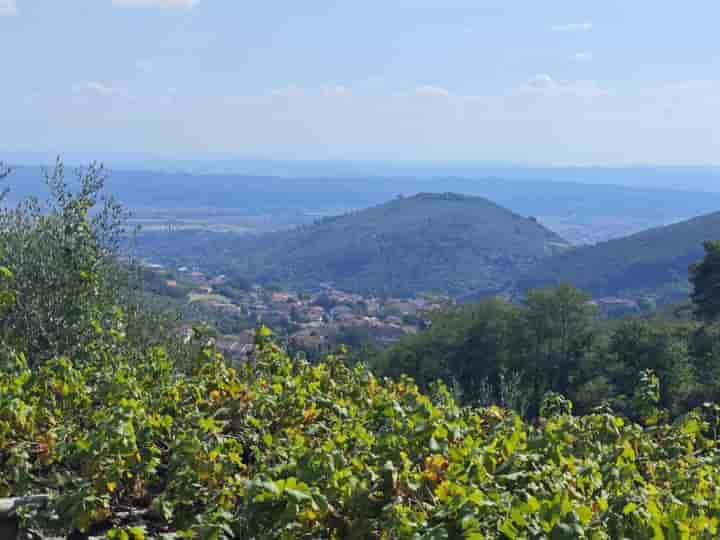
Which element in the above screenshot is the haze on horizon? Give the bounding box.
[2,1,720,171]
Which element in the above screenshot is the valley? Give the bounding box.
[7,164,720,245]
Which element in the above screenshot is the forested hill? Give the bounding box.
[141,193,570,296]
[520,210,720,299]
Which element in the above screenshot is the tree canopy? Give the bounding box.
[690,240,720,321]
[374,285,716,419]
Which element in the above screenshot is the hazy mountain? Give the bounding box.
[5,165,720,223]
[6,156,720,192]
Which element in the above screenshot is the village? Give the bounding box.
[141,256,649,365]
[142,262,452,362]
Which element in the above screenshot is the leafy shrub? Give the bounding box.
[0,160,128,363]
[3,324,720,538]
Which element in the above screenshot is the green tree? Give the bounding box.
[688,323,720,403]
[523,283,597,394]
[0,159,142,364]
[450,298,524,402]
[689,240,720,321]
[607,319,695,415]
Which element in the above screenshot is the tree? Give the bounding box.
[451,298,523,402]
[608,319,694,415]
[523,283,597,393]
[689,240,720,321]
[0,159,130,363]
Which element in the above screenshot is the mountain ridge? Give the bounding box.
[520,210,720,301]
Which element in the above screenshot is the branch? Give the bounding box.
[0,495,50,518]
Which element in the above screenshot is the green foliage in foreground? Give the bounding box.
[3,320,720,539]
[0,160,129,364]
[0,160,189,369]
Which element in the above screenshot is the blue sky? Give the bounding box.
[2,0,720,165]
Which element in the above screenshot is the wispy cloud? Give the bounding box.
[73,81,123,97]
[322,85,352,98]
[523,74,609,98]
[112,0,200,8]
[551,21,593,32]
[270,85,305,98]
[572,52,593,62]
[527,74,557,91]
[0,0,18,16]
[413,85,452,98]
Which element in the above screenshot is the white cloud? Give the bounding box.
[0,0,18,16]
[270,85,305,98]
[551,21,593,32]
[112,0,199,8]
[322,85,352,98]
[73,81,122,96]
[527,73,558,91]
[523,74,609,98]
[572,52,593,62]
[413,85,452,98]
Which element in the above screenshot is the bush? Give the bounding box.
[0,160,185,366]
[4,328,720,538]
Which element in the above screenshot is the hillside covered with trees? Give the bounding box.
[519,211,720,301]
[137,193,570,297]
[5,162,720,539]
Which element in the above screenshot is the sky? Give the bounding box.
[1,0,720,166]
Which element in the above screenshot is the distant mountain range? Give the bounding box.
[5,165,720,224]
[137,193,570,297]
[5,156,720,192]
[158,161,720,194]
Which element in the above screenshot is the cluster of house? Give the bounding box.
[282,289,440,352]
[159,264,450,362]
